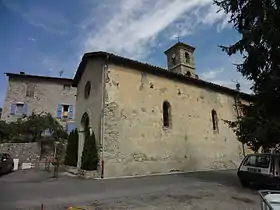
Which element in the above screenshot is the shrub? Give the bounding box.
[64,129,78,166]
[81,129,99,170]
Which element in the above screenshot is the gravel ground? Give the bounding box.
[1,170,261,210]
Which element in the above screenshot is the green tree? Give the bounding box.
[0,119,26,143]
[214,0,280,152]
[0,121,9,142]
[64,129,78,166]
[0,112,68,143]
[81,129,99,170]
[21,112,68,142]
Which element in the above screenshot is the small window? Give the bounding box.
[84,81,91,99]
[63,84,71,91]
[4,153,10,159]
[15,104,24,115]
[26,83,35,97]
[185,52,190,63]
[211,110,219,131]
[163,101,171,127]
[62,105,69,118]
[186,71,191,77]
[171,57,176,65]
[1,154,7,161]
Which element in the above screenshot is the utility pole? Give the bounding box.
[233,80,246,157]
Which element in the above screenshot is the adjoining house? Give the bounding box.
[73,42,253,178]
[1,72,76,134]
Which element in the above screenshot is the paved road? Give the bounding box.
[0,169,260,209]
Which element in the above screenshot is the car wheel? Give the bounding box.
[240,179,249,188]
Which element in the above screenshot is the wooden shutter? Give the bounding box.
[57,104,63,118]
[68,105,74,119]
[23,103,28,115]
[10,103,16,115]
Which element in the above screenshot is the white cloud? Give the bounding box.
[77,0,252,93]
[200,68,225,80]
[4,0,248,94]
[79,0,230,60]
[28,37,36,42]
[200,67,253,94]
[168,4,230,39]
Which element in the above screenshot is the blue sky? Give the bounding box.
[0,0,252,107]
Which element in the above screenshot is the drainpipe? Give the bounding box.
[100,55,109,178]
[235,82,245,157]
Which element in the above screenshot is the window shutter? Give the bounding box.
[23,103,28,115]
[10,103,16,115]
[66,122,75,134]
[68,105,74,119]
[57,104,63,118]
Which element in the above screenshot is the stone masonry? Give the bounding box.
[73,42,254,178]
[0,142,40,166]
[102,64,246,177]
[1,74,76,129]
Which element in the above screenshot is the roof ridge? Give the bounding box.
[73,51,254,101]
[5,72,73,81]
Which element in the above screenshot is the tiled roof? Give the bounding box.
[73,51,254,101]
[5,73,73,83]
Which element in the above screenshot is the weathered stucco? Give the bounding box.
[2,76,76,124]
[75,59,104,168]
[102,64,247,178]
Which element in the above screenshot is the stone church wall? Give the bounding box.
[103,64,247,178]
[74,59,104,169]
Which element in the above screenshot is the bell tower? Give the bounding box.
[164,42,196,77]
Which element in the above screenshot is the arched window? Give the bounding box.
[211,110,219,131]
[185,52,190,63]
[163,101,171,127]
[186,71,191,77]
[171,54,176,65]
[84,81,91,99]
[81,112,90,130]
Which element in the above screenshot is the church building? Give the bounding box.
[73,42,253,178]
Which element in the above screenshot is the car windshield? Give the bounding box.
[244,155,271,168]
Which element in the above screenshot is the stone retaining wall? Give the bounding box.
[0,142,40,166]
